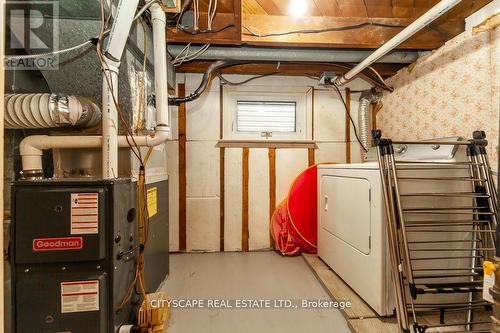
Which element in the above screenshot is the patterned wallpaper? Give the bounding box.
[378,26,500,171]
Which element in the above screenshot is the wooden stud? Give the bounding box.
[242,148,250,252]
[268,148,276,249]
[311,87,315,141]
[219,83,225,251]
[345,88,351,164]
[178,83,187,252]
[372,101,383,131]
[219,147,225,252]
[308,148,316,166]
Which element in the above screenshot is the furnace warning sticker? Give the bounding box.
[147,187,158,217]
[61,280,99,313]
[71,193,99,235]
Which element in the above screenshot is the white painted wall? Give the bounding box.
[169,73,371,252]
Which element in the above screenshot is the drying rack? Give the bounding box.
[372,130,497,333]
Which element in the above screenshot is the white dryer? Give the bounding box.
[317,140,467,316]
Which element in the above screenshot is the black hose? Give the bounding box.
[168,60,248,105]
[168,60,392,105]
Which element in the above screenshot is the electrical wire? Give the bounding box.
[193,0,199,30]
[6,0,156,61]
[170,59,249,105]
[133,0,160,21]
[207,0,213,30]
[96,0,160,312]
[367,65,389,88]
[218,72,320,86]
[218,73,278,85]
[179,24,235,35]
[176,0,193,27]
[5,39,94,60]
[332,83,368,153]
[9,0,162,61]
[172,43,210,66]
[96,0,151,309]
[172,43,191,64]
[242,22,406,38]
[208,0,217,30]
[96,1,144,166]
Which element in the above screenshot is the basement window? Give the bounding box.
[236,100,297,134]
[223,86,310,140]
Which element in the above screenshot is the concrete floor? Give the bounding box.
[160,251,351,333]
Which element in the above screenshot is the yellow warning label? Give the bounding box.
[147,187,158,218]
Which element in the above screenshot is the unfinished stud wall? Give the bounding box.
[378,25,500,172]
[168,74,371,252]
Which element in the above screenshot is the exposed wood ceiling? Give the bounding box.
[242,0,489,18]
[167,0,492,49]
[166,0,493,76]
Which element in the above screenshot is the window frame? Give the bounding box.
[223,86,311,141]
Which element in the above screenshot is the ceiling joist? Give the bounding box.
[166,0,492,50]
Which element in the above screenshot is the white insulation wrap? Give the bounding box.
[4,93,101,129]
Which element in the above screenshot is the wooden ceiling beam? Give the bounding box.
[167,11,241,45]
[312,0,343,17]
[242,14,463,49]
[242,0,267,15]
[198,0,234,13]
[176,60,406,77]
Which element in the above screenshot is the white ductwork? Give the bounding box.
[167,45,421,64]
[358,90,382,161]
[335,0,462,85]
[19,1,171,178]
[4,93,101,129]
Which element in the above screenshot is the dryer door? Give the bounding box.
[320,175,371,254]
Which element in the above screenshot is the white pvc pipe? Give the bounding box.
[151,3,170,133]
[335,0,462,85]
[102,65,119,179]
[102,0,140,179]
[20,133,169,173]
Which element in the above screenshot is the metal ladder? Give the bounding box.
[372,130,497,333]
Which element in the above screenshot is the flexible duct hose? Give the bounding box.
[358,89,382,160]
[4,93,101,129]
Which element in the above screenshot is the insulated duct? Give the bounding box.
[167,45,420,64]
[4,93,101,129]
[358,90,382,160]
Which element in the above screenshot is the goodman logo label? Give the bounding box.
[33,237,83,251]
